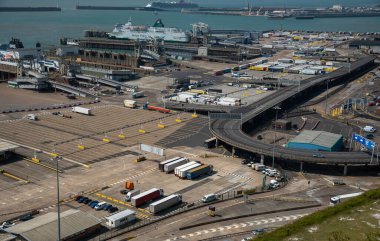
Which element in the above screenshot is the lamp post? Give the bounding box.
[272,106,281,169]
[52,155,63,241]
[324,80,329,115]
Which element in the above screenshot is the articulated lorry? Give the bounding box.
[186,164,213,180]
[71,106,91,115]
[131,188,164,207]
[149,194,182,214]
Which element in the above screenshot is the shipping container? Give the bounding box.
[72,106,91,115]
[159,157,182,171]
[204,137,217,148]
[164,158,188,173]
[131,188,164,207]
[177,163,201,179]
[174,161,198,176]
[186,164,213,180]
[106,209,136,228]
[149,194,182,214]
[278,58,293,63]
[124,100,137,108]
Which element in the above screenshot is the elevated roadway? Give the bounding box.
[210,56,377,168]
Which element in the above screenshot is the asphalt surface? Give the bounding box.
[210,56,377,165]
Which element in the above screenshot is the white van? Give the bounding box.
[94,201,107,210]
[201,193,217,203]
[26,114,38,121]
[125,189,140,201]
[255,165,266,171]
[363,126,376,133]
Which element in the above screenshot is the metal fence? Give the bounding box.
[88,190,243,241]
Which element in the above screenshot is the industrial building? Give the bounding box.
[4,209,101,241]
[286,130,344,152]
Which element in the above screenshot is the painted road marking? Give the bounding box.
[164,213,309,241]
[94,193,151,219]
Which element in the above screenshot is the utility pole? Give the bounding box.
[324,80,329,115]
[53,155,63,241]
[272,106,281,169]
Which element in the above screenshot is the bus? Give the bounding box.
[330,192,363,205]
[204,137,217,148]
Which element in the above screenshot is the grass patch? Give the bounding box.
[254,189,380,241]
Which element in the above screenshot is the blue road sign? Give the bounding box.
[353,133,376,150]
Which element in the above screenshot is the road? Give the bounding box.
[210,56,377,165]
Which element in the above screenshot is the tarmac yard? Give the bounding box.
[0,104,265,224]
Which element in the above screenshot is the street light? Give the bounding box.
[272,106,281,169]
[324,80,329,115]
[51,155,63,241]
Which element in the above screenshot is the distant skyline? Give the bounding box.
[2,0,380,8]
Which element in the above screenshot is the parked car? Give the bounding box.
[276,175,286,182]
[108,207,118,213]
[75,195,83,201]
[103,204,113,211]
[83,198,92,204]
[95,202,107,210]
[78,197,88,203]
[0,221,14,230]
[366,134,374,139]
[252,228,266,235]
[89,201,99,208]
[241,159,250,165]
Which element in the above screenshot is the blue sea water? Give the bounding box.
[1,0,380,47]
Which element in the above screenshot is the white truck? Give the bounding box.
[125,189,140,201]
[149,194,182,214]
[71,106,91,115]
[123,99,137,108]
[105,209,136,228]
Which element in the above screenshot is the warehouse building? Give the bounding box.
[286,130,343,152]
[5,209,101,241]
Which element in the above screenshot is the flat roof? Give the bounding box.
[289,130,342,148]
[106,209,135,222]
[0,141,19,154]
[5,209,101,241]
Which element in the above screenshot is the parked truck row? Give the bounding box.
[158,157,213,180]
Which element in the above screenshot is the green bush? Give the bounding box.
[254,189,380,241]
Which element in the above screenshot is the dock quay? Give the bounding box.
[0,7,61,12]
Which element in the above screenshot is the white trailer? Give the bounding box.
[177,163,201,178]
[174,161,198,176]
[72,106,91,115]
[164,158,188,173]
[159,157,182,172]
[124,99,137,108]
[149,194,182,214]
[105,209,136,228]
